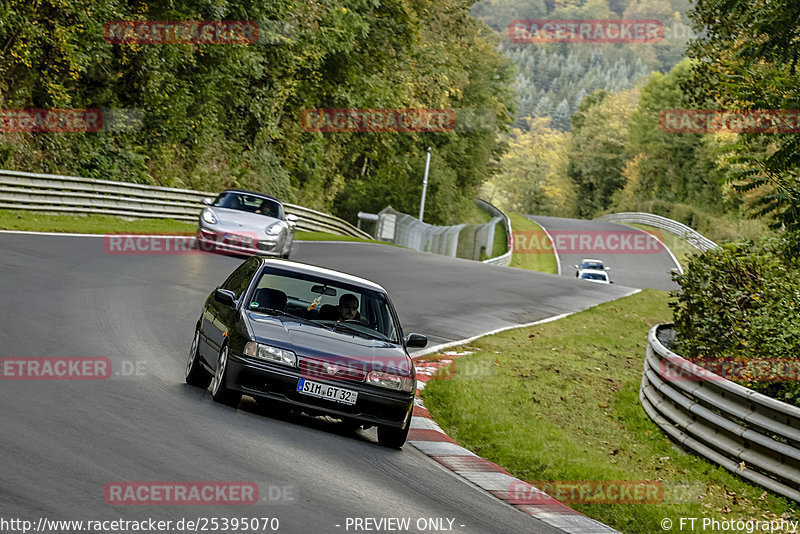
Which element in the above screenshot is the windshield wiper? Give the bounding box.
[249,306,293,317]
[330,322,389,342]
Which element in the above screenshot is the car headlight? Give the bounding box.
[366,370,415,393]
[243,342,297,367]
[265,222,284,236]
[202,209,218,224]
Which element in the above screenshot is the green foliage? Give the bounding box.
[686,0,800,232]
[0,0,515,225]
[501,46,649,132]
[626,61,728,208]
[472,0,692,132]
[567,89,637,216]
[670,237,800,405]
[490,117,575,216]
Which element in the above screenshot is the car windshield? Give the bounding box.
[213,192,282,219]
[249,268,400,343]
[580,272,607,280]
[580,261,604,270]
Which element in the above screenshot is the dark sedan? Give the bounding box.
[186,256,427,448]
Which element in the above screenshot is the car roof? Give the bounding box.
[580,258,604,263]
[218,189,283,204]
[257,258,386,293]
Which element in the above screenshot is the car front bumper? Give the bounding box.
[226,352,415,428]
[196,227,286,256]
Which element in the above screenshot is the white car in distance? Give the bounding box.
[574,258,610,277]
[577,269,612,284]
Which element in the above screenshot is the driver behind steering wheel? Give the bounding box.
[338,293,361,322]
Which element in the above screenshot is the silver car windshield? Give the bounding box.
[214,192,282,219]
[249,269,400,343]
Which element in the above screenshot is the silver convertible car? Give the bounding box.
[196,189,298,258]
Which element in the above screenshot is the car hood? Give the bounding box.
[244,312,412,375]
[208,207,283,228]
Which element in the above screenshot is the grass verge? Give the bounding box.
[507,212,558,274]
[294,231,380,243]
[420,289,795,533]
[0,209,377,242]
[0,209,195,234]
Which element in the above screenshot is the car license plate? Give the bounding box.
[221,233,254,248]
[297,378,358,406]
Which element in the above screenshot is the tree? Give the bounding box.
[686,0,800,232]
[627,59,728,209]
[492,117,574,215]
[567,89,637,216]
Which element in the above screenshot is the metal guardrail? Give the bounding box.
[641,324,800,502]
[0,169,372,238]
[373,200,512,265]
[595,212,718,252]
[475,198,512,266]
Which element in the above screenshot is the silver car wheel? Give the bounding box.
[211,345,228,396]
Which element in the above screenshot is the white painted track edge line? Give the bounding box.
[523,215,561,276]
[618,223,684,275]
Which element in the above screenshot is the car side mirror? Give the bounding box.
[605,266,611,271]
[285,214,299,224]
[201,197,213,206]
[574,265,579,269]
[405,333,428,348]
[214,288,237,308]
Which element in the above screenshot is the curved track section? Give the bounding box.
[526,215,680,291]
[1,234,633,533]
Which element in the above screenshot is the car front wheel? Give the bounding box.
[210,345,242,407]
[377,409,412,449]
[186,328,212,388]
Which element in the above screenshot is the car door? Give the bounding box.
[200,257,260,363]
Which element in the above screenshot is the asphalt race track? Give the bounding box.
[526,215,681,291]
[1,233,637,534]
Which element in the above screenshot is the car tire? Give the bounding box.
[210,344,242,407]
[185,328,212,388]
[377,409,412,449]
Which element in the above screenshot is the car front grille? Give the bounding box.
[298,357,367,383]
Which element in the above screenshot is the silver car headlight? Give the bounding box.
[265,222,284,236]
[244,342,297,367]
[202,209,218,224]
[366,370,415,393]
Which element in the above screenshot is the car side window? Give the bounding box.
[221,258,259,300]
